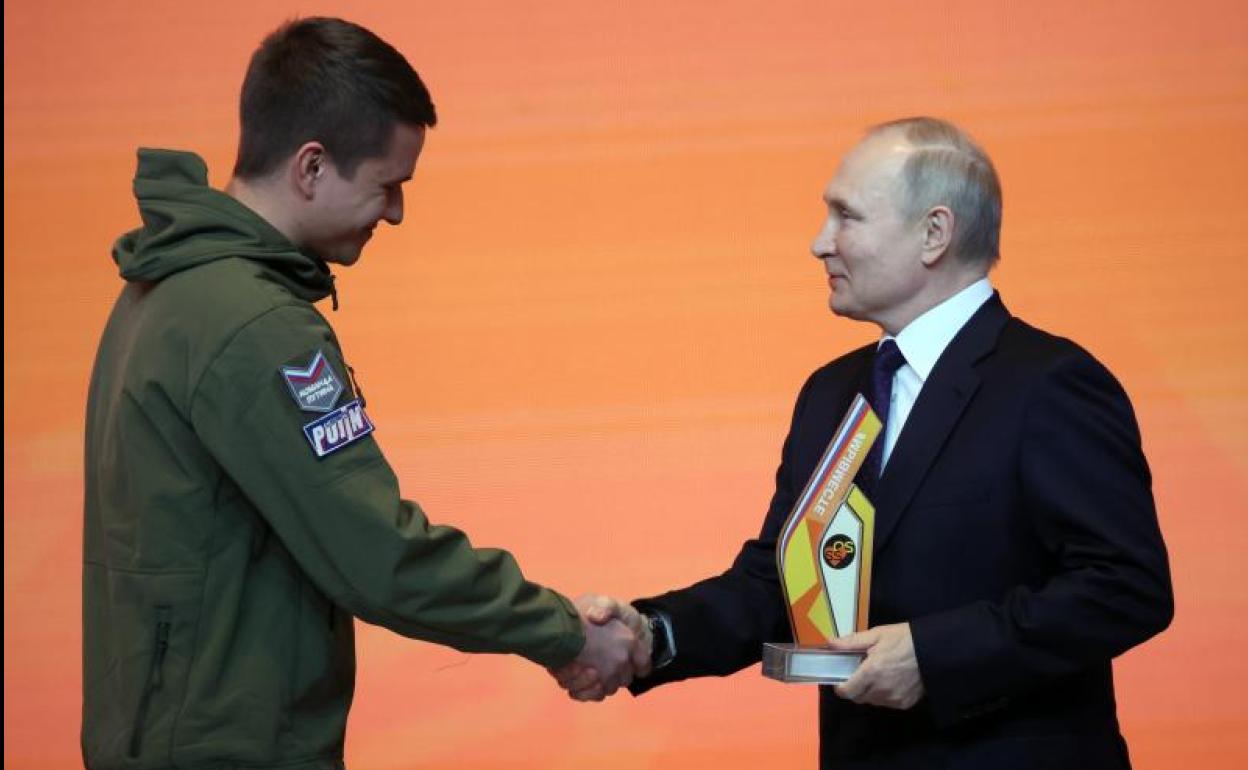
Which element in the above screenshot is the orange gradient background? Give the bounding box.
[6,1,1247,767]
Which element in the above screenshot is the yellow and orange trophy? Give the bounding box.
[763,394,881,684]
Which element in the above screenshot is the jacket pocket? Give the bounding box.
[128,605,172,758]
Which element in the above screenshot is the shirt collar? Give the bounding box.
[883,278,994,381]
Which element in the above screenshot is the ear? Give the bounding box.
[919,205,954,267]
[291,142,328,200]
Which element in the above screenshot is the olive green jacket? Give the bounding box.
[83,149,583,769]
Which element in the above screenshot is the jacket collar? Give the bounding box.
[869,292,1010,551]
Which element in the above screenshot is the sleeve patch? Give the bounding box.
[303,399,374,458]
[281,349,344,412]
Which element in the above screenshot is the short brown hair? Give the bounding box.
[233,17,437,180]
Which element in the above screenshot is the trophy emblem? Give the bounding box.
[763,394,880,683]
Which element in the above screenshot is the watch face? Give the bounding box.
[645,612,675,669]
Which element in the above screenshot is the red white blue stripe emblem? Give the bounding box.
[281,350,344,413]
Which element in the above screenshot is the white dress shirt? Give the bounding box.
[878,279,994,469]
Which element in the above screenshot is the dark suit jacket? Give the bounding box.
[631,295,1173,770]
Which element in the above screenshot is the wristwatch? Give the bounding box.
[644,610,677,670]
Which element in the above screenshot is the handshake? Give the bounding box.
[548,594,653,702]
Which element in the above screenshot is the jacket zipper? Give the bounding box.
[128,606,172,758]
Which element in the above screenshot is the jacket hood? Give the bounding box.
[112,149,335,303]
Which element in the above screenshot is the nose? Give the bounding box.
[382,186,404,226]
[810,216,838,260]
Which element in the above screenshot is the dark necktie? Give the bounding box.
[859,339,906,494]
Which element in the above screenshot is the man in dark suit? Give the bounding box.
[552,116,1173,769]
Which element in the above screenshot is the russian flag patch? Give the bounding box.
[281,350,344,413]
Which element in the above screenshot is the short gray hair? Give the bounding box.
[869,117,1002,266]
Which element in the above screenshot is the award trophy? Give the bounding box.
[763,394,881,684]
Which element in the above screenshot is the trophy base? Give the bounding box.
[761,642,865,684]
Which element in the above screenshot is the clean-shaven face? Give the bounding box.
[304,123,426,266]
[810,134,929,333]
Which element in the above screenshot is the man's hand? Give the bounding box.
[579,594,652,677]
[827,622,924,710]
[549,594,652,702]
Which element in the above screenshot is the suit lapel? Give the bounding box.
[871,294,1010,552]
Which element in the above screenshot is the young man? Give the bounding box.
[82,17,645,769]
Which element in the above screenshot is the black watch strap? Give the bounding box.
[644,610,676,669]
